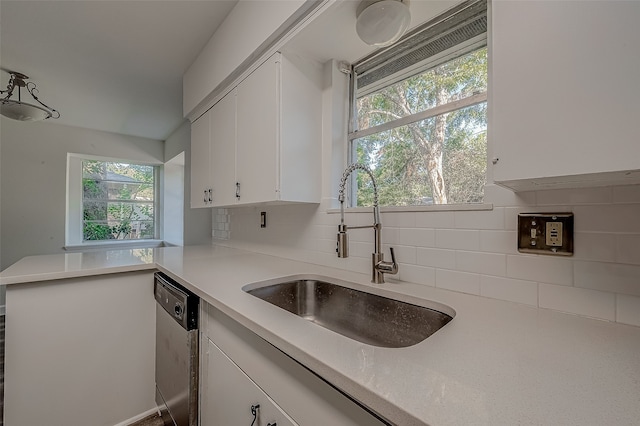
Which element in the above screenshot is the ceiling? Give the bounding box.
[0,0,459,141]
[0,0,238,141]
[284,0,458,65]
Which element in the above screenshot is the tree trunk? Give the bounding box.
[430,84,448,204]
[391,83,448,204]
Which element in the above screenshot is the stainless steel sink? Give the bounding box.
[243,277,454,348]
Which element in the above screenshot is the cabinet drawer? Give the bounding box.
[202,338,298,426]
[203,304,389,426]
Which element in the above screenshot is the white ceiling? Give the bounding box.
[0,0,238,141]
[1,0,459,141]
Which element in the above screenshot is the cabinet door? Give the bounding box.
[210,89,238,207]
[201,338,298,426]
[491,1,640,190]
[236,54,279,204]
[190,110,211,208]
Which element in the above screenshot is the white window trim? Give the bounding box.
[65,153,162,249]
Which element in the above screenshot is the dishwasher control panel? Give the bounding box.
[154,272,199,330]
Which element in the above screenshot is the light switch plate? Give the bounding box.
[518,213,573,256]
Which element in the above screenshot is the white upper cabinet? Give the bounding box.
[235,53,280,205]
[491,1,640,191]
[190,51,322,208]
[190,109,212,208]
[235,52,322,206]
[210,89,238,207]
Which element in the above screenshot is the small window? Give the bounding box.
[81,160,156,241]
[66,155,160,247]
[348,0,487,207]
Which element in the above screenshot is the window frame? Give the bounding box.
[345,0,489,209]
[65,153,162,249]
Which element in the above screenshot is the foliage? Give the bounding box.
[354,47,488,206]
[82,160,155,241]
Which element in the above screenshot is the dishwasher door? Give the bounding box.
[155,272,199,426]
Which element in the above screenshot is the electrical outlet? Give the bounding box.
[546,222,562,246]
[518,213,573,256]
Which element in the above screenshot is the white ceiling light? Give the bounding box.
[356,0,411,47]
[0,71,60,121]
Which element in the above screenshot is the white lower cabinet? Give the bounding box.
[200,303,389,426]
[202,338,298,426]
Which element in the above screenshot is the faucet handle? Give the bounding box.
[376,247,399,275]
[389,247,396,265]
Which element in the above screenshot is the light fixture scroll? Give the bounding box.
[0,71,60,121]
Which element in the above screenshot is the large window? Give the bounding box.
[349,0,487,207]
[81,160,156,241]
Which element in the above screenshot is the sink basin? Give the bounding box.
[243,277,454,348]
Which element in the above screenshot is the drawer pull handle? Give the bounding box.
[250,404,259,426]
[249,403,277,426]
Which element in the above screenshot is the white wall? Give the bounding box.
[183,0,305,116]
[0,118,164,271]
[164,120,212,245]
[163,152,185,246]
[214,60,640,328]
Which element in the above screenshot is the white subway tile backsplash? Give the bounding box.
[480,275,538,306]
[398,228,435,247]
[454,208,505,230]
[539,283,616,321]
[435,269,481,295]
[415,211,455,229]
[317,238,338,255]
[388,245,417,265]
[416,247,456,270]
[479,230,518,254]
[612,185,640,204]
[572,204,640,233]
[456,251,507,276]
[347,241,373,259]
[383,227,399,245]
[574,260,640,297]
[616,294,640,327]
[616,234,640,265]
[435,229,480,250]
[224,184,640,326]
[504,207,531,231]
[573,232,616,263]
[398,263,436,287]
[507,254,573,286]
[348,227,375,244]
[381,212,415,228]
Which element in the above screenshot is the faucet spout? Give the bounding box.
[336,163,398,283]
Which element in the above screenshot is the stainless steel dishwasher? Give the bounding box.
[154,272,199,426]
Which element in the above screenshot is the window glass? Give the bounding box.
[82,160,156,241]
[353,101,487,206]
[349,0,487,207]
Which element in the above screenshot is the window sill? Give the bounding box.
[326,203,493,214]
[64,239,165,252]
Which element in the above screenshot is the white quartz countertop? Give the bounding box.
[3,245,640,425]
